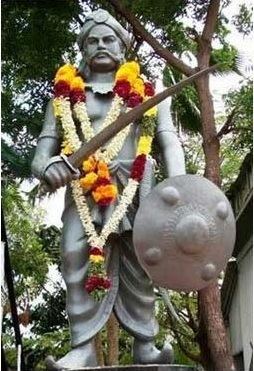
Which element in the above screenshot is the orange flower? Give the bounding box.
[80,172,98,190]
[83,156,97,173]
[92,184,117,202]
[97,161,110,179]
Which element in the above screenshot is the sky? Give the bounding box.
[21,0,253,228]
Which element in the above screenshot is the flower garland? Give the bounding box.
[53,61,157,298]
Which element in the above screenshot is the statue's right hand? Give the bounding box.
[42,156,79,192]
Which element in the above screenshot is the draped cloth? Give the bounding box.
[61,157,159,347]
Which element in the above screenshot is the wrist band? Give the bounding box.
[60,154,80,176]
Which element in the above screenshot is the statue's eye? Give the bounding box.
[87,38,98,45]
[103,36,116,44]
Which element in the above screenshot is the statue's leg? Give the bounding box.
[46,198,120,370]
[46,202,98,369]
[114,231,173,364]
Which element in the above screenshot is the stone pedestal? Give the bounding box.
[65,365,197,371]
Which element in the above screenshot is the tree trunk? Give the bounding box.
[106,312,119,365]
[95,332,105,366]
[198,283,235,371]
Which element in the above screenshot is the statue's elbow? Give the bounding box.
[31,157,42,179]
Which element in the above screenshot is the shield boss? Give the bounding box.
[133,174,236,291]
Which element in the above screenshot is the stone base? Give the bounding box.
[64,365,197,371]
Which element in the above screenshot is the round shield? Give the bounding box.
[133,174,236,291]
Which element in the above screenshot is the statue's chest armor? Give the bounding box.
[78,90,139,160]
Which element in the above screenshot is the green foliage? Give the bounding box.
[220,79,253,189]
[232,4,253,36]
[2,0,82,179]
[2,182,50,300]
[39,226,62,268]
[164,67,201,133]
[156,293,200,365]
[211,45,238,72]
[24,329,70,370]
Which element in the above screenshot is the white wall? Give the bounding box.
[229,240,253,371]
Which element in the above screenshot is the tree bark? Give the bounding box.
[106,312,119,365]
[95,332,105,366]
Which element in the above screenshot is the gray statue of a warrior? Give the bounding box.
[32,9,185,369]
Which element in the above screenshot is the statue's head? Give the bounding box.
[77,9,130,74]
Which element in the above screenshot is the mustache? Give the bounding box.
[90,50,122,63]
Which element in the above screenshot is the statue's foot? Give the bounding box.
[45,341,97,370]
[133,339,174,364]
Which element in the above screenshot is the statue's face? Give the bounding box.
[84,24,124,72]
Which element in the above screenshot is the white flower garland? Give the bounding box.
[73,95,131,163]
[55,95,140,250]
[71,178,139,248]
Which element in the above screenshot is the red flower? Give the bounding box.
[98,197,114,207]
[144,82,155,96]
[102,278,111,289]
[113,80,131,99]
[70,88,85,104]
[85,276,111,293]
[130,154,147,182]
[93,177,111,189]
[127,92,143,108]
[89,247,103,256]
[54,80,70,98]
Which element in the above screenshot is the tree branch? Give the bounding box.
[217,108,237,138]
[167,310,202,363]
[185,293,198,333]
[107,0,195,76]
[201,0,220,44]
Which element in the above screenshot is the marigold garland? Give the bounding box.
[52,61,158,299]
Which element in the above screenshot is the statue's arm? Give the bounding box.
[31,100,61,178]
[156,96,186,177]
[31,100,78,191]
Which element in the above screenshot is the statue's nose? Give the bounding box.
[97,39,106,49]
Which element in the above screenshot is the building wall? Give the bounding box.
[229,240,253,371]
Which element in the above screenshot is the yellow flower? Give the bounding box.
[89,254,105,264]
[70,76,85,91]
[55,64,76,78]
[55,71,75,85]
[53,98,62,117]
[97,161,110,179]
[137,136,153,155]
[80,172,98,190]
[131,78,145,97]
[55,64,77,84]
[115,61,140,85]
[61,143,73,155]
[144,105,158,117]
[83,157,97,173]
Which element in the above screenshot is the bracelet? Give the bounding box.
[60,154,80,176]
[41,155,80,178]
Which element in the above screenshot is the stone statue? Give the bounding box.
[32,9,186,370]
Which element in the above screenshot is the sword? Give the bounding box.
[40,64,218,194]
